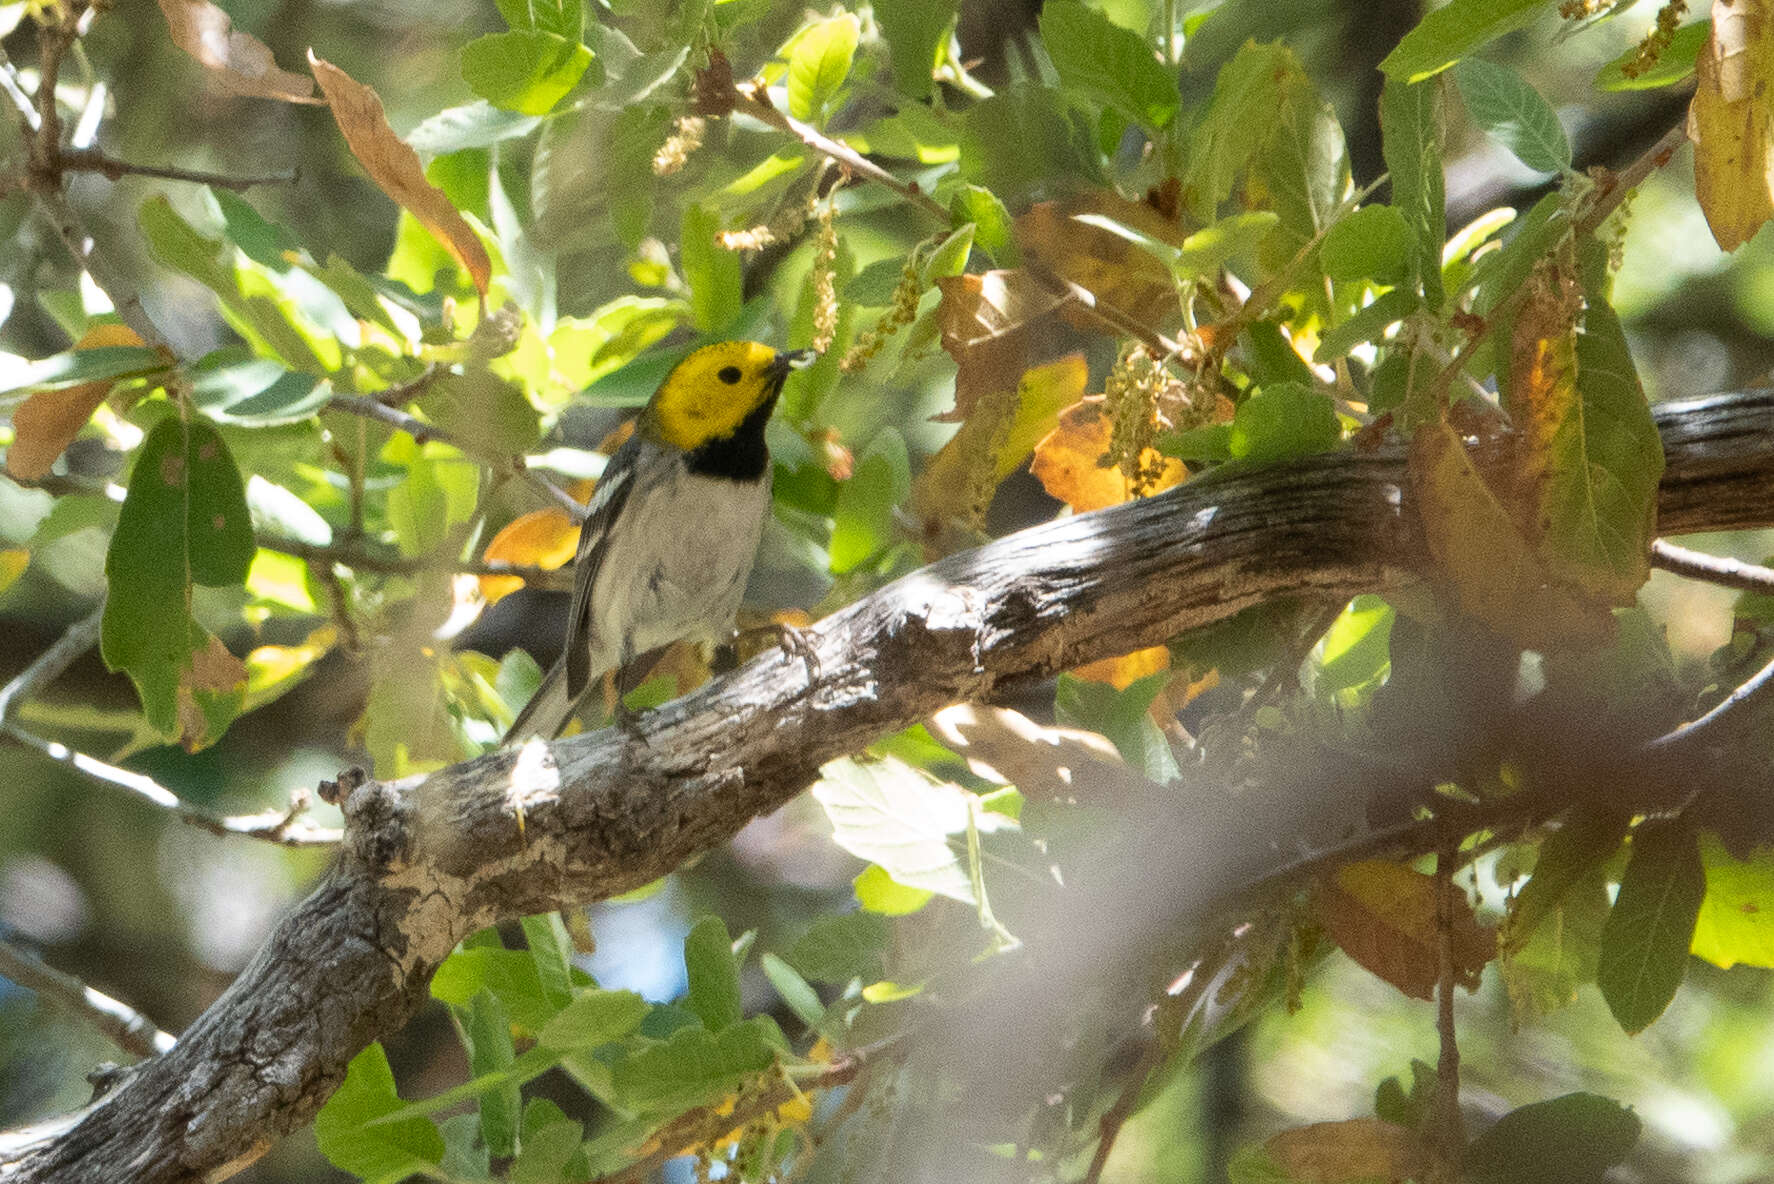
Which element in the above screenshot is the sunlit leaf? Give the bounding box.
[1038,0,1179,133]
[460,30,594,116]
[1380,0,1548,83]
[785,14,860,125]
[1691,832,1774,969]
[314,1044,445,1184]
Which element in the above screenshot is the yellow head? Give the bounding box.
[642,341,813,453]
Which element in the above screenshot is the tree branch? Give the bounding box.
[1651,539,1774,595]
[5,390,1774,1182]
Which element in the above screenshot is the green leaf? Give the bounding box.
[1380,76,1446,308]
[1506,809,1629,946]
[1597,821,1704,1034]
[510,1099,585,1184]
[1380,0,1549,83]
[189,356,332,425]
[1245,49,1350,285]
[1319,204,1416,284]
[1314,289,1419,362]
[1468,191,1567,314]
[383,435,480,559]
[829,428,910,574]
[811,755,1014,905]
[495,0,580,40]
[681,203,743,334]
[1313,594,1395,696]
[1467,1093,1641,1184]
[853,863,934,916]
[0,345,168,396]
[610,1016,779,1112]
[683,915,743,1033]
[1228,382,1342,462]
[462,989,520,1158]
[1691,833,1774,969]
[1172,211,1281,279]
[760,953,824,1028]
[407,100,543,154]
[786,14,860,125]
[1038,1,1179,133]
[211,189,303,272]
[874,0,957,99]
[920,224,975,285]
[314,1044,446,1184]
[1187,41,1291,219]
[1453,58,1570,174]
[1511,247,1664,601]
[1594,19,1708,91]
[1054,670,1178,783]
[519,912,576,1011]
[786,911,890,984]
[461,30,594,116]
[100,415,255,741]
[419,366,542,457]
[431,946,559,1033]
[537,987,649,1050]
[1504,866,1608,1017]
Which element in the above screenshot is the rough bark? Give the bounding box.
[4,390,1773,1183]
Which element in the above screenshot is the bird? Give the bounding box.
[503,340,816,743]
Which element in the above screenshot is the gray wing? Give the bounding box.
[563,439,639,701]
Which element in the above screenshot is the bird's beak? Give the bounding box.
[770,349,819,377]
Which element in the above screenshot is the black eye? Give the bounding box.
[717,365,742,384]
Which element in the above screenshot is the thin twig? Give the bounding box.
[1,727,340,846]
[1650,539,1774,595]
[1431,834,1464,1179]
[0,604,103,726]
[1646,649,1774,756]
[730,83,950,223]
[57,148,296,192]
[323,393,587,521]
[259,533,571,589]
[0,940,175,1059]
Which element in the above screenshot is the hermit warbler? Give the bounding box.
[504,341,815,742]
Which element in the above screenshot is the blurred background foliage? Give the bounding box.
[0,0,1772,1181]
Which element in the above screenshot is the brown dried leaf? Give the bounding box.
[309,52,491,296]
[8,325,149,481]
[157,0,318,103]
[1265,1118,1427,1183]
[1688,0,1774,250]
[1031,399,1185,514]
[1313,860,1496,1000]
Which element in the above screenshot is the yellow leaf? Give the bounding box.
[1072,645,1169,690]
[157,0,318,103]
[1688,0,1774,250]
[1015,191,1185,324]
[480,508,581,602]
[1031,399,1184,513]
[0,548,28,596]
[309,53,491,296]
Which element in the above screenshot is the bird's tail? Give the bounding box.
[502,659,578,744]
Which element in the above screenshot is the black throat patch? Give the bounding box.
[683,394,778,482]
